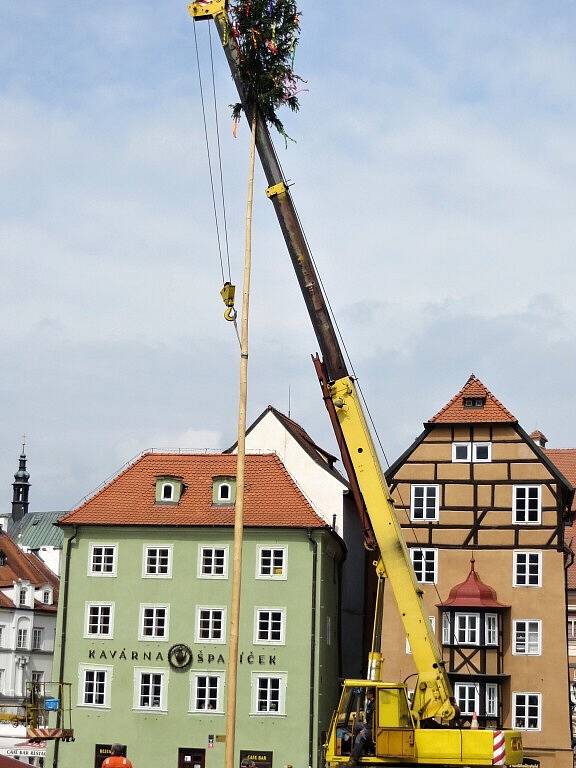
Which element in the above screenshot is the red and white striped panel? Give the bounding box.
[492,730,505,765]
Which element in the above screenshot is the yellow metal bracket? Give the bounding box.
[188,0,227,21]
[266,182,288,199]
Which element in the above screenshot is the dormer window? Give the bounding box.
[213,477,236,505]
[463,396,485,408]
[155,477,184,505]
[42,588,52,605]
[19,588,28,607]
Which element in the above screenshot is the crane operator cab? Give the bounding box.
[330,682,415,765]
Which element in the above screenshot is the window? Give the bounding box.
[452,443,491,462]
[257,547,287,579]
[513,551,542,587]
[161,483,174,501]
[79,666,111,708]
[42,589,52,605]
[486,684,498,717]
[32,628,43,650]
[442,612,450,644]
[454,683,479,716]
[513,692,541,730]
[85,603,114,638]
[139,605,169,640]
[198,546,228,578]
[255,609,286,645]
[513,486,541,525]
[410,548,438,583]
[473,443,491,462]
[463,397,485,408]
[31,671,44,685]
[513,620,541,655]
[485,614,498,645]
[155,477,183,504]
[410,485,439,521]
[19,588,27,607]
[135,669,167,711]
[251,673,286,715]
[196,607,226,644]
[89,544,117,576]
[17,628,28,649]
[0,626,4,647]
[406,617,435,654]
[212,477,236,505]
[568,616,576,640]
[452,443,471,462]
[143,546,172,578]
[455,613,480,645]
[190,672,224,713]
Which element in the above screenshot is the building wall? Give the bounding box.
[50,525,343,768]
[384,423,573,768]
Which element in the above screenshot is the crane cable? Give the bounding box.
[193,19,240,338]
[285,158,478,679]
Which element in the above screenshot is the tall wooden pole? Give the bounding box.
[225,111,257,768]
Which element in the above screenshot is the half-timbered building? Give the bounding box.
[383,375,574,768]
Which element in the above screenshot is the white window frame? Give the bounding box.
[160,482,175,502]
[195,606,227,644]
[406,616,435,654]
[139,604,169,641]
[31,670,44,685]
[454,682,479,716]
[133,668,168,712]
[512,692,541,731]
[78,664,112,709]
[189,671,225,713]
[454,613,480,645]
[568,615,576,641]
[472,442,492,462]
[198,546,229,579]
[486,684,498,716]
[84,602,115,639]
[42,588,52,605]
[442,612,450,644]
[142,545,173,579]
[410,547,438,584]
[513,551,542,587]
[254,607,286,645]
[256,547,288,580]
[19,588,28,607]
[513,620,542,655]
[452,442,471,462]
[32,627,44,651]
[250,671,287,716]
[88,543,118,577]
[17,627,29,650]
[217,482,232,503]
[513,486,541,525]
[410,485,440,521]
[485,614,498,645]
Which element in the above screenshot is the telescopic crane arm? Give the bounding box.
[188,0,455,723]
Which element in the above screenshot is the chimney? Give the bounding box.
[530,430,548,449]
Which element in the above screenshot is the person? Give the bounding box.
[348,689,375,766]
[103,744,133,768]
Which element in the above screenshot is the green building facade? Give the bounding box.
[49,452,346,768]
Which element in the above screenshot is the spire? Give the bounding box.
[12,440,30,525]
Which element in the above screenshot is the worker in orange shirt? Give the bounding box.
[103,744,133,768]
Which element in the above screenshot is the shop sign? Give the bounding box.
[87,648,278,666]
[240,750,273,768]
[3,746,46,758]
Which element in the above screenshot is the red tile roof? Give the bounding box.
[440,558,508,608]
[428,374,517,424]
[59,453,328,529]
[0,532,59,607]
[544,448,576,587]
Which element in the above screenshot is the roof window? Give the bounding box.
[155,477,184,505]
[463,397,485,409]
[213,477,236,505]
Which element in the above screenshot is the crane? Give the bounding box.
[188,2,536,765]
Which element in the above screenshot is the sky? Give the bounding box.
[1,1,576,511]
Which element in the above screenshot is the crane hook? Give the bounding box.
[220,282,237,322]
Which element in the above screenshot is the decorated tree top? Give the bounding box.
[229,0,303,138]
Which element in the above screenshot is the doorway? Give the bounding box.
[178,748,206,768]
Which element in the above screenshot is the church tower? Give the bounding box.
[11,442,30,524]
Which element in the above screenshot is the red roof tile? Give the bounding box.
[59,453,328,529]
[0,532,59,606]
[545,448,576,588]
[440,558,508,608]
[429,375,517,424]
